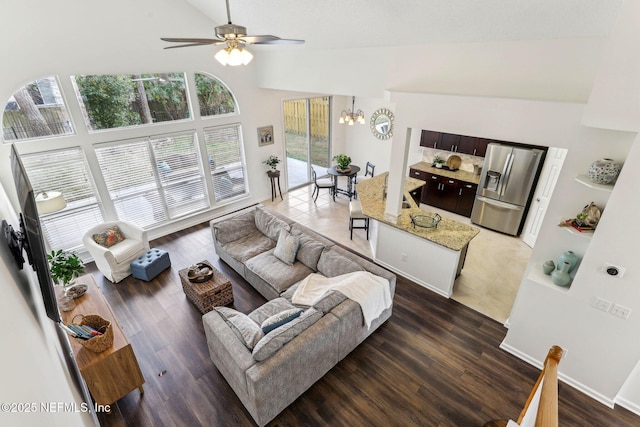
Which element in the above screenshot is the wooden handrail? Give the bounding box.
[517,345,564,427]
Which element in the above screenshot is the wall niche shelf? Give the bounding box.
[562,224,593,239]
[527,266,571,294]
[574,175,614,192]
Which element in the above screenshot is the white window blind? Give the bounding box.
[203,124,248,201]
[20,148,103,252]
[95,131,208,227]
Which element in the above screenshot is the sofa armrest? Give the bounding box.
[202,310,257,403]
[116,221,148,245]
[245,314,340,426]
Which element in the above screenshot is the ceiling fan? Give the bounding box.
[161,0,304,66]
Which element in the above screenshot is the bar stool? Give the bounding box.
[349,199,369,240]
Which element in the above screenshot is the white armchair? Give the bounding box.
[83,221,150,283]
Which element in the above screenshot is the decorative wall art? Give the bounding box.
[258,126,274,146]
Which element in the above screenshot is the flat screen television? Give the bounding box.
[7,143,60,322]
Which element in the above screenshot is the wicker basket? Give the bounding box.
[72,314,113,353]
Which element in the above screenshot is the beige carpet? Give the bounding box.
[262,184,530,324]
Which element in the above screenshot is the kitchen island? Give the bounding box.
[357,173,480,297]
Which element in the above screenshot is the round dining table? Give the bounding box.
[327,165,360,200]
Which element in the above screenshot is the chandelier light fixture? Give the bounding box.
[339,96,365,125]
[214,40,254,66]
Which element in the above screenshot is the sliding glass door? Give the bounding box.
[283,96,330,189]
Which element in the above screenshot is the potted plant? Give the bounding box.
[263,155,281,177]
[48,249,85,290]
[332,154,352,172]
[433,155,445,168]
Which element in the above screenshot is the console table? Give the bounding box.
[59,275,145,407]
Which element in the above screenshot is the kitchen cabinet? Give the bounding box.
[420,130,441,148]
[419,130,491,157]
[457,182,478,217]
[409,168,477,217]
[440,133,461,152]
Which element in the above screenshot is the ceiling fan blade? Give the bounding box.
[250,36,305,45]
[161,37,221,44]
[163,43,219,49]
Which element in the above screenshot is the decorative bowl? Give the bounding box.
[410,213,441,229]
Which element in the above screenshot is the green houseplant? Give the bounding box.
[332,154,351,171]
[48,249,85,289]
[263,155,281,177]
[433,155,445,168]
[263,155,280,170]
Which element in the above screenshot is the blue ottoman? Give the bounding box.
[130,248,171,281]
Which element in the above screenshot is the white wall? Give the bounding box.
[0,183,93,426]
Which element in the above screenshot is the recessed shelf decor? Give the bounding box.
[574,175,614,192]
[528,266,571,294]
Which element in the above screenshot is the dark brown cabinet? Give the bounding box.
[408,187,421,205]
[409,168,478,217]
[419,130,441,148]
[419,129,491,157]
[457,182,478,217]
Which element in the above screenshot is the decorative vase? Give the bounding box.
[588,158,621,185]
[542,260,555,275]
[557,250,579,274]
[435,163,443,169]
[551,261,572,287]
[337,167,351,173]
[58,294,76,311]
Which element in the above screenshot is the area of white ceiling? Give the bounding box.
[184,0,622,49]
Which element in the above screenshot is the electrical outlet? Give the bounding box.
[401,253,408,262]
[601,263,626,278]
[611,304,632,319]
[593,297,612,312]
[562,348,568,359]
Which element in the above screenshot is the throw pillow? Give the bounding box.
[248,297,296,325]
[214,307,263,351]
[290,228,326,270]
[252,308,323,361]
[92,225,126,248]
[273,229,300,265]
[260,308,302,334]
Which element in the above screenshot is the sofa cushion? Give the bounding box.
[212,211,256,244]
[281,281,348,314]
[245,250,314,294]
[317,248,365,278]
[273,230,300,265]
[261,308,303,334]
[255,207,290,241]
[93,225,126,248]
[214,307,264,350]
[249,297,297,325]
[221,230,276,263]
[290,228,326,271]
[252,307,323,361]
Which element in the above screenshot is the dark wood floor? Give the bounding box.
[91,222,638,427]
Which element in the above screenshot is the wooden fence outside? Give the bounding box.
[283,97,329,139]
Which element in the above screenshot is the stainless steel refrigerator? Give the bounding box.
[471,143,544,236]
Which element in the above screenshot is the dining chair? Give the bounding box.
[353,161,375,199]
[312,169,335,202]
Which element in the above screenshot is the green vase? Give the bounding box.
[558,251,579,274]
[551,261,572,287]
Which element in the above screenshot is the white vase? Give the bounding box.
[588,158,621,185]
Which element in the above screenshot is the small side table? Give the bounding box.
[267,170,283,201]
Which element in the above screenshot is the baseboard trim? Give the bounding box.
[615,396,640,416]
[499,341,616,409]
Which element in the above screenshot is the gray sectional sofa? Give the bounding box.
[204,205,396,426]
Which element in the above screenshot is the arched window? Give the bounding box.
[2,77,74,141]
[71,72,190,131]
[195,73,237,117]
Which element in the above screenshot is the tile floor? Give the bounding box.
[261,181,531,324]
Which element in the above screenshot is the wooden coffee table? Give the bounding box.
[179,260,234,314]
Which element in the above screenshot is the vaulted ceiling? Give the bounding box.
[184,0,622,49]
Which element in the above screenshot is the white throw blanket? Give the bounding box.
[292,271,392,329]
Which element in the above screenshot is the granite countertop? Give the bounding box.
[356,173,479,251]
[410,161,481,185]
